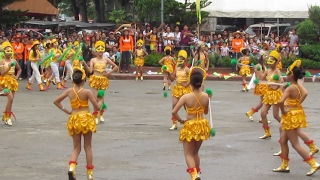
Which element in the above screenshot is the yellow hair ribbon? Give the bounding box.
[189,66,207,81]
[73,67,86,80]
[287,60,302,74]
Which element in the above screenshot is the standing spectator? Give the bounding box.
[180,25,192,52]
[106,32,118,52]
[11,35,24,80]
[231,31,245,73]
[289,28,298,50]
[82,36,93,65]
[119,27,134,73]
[162,26,174,47]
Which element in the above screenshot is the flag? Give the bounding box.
[196,0,201,24]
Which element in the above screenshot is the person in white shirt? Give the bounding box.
[220,42,230,57]
[162,26,175,46]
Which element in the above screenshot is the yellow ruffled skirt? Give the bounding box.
[254,84,268,96]
[134,57,145,67]
[277,61,282,70]
[281,107,307,130]
[0,75,19,92]
[239,66,251,76]
[73,60,81,68]
[67,111,96,136]
[172,84,192,98]
[179,118,211,142]
[89,75,109,90]
[161,64,174,74]
[262,88,283,105]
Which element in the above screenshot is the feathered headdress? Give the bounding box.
[164,46,171,52]
[178,50,187,59]
[72,67,86,80]
[267,51,280,65]
[189,66,207,82]
[286,60,302,75]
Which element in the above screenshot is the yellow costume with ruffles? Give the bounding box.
[262,71,283,105]
[254,84,268,96]
[89,61,109,90]
[67,87,96,136]
[0,60,18,92]
[239,57,251,76]
[161,58,174,73]
[179,92,211,142]
[134,49,145,66]
[172,67,191,98]
[281,85,307,130]
[277,61,282,70]
[72,41,81,68]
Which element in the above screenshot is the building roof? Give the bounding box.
[3,0,59,16]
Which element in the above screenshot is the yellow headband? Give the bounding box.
[189,67,207,82]
[164,46,171,52]
[286,60,302,75]
[72,67,86,80]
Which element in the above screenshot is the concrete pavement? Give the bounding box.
[0,80,319,180]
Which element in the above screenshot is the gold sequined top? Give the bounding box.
[176,67,188,84]
[266,70,277,82]
[186,92,204,119]
[3,61,15,75]
[164,58,174,66]
[93,60,106,73]
[136,49,144,57]
[284,84,301,108]
[70,87,88,109]
[51,48,62,63]
[241,57,250,65]
[198,53,206,69]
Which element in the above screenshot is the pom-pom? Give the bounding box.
[210,128,216,137]
[11,61,16,66]
[129,50,132,53]
[205,88,213,96]
[3,88,10,93]
[174,57,177,61]
[231,59,237,65]
[130,64,135,68]
[196,60,201,66]
[44,35,48,38]
[257,66,262,71]
[273,74,280,81]
[163,91,168,98]
[190,45,194,49]
[79,56,84,61]
[97,90,105,98]
[100,102,107,110]
[250,63,255,66]
[285,82,291,88]
[162,65,167,70]
[305,71,312,77]
[254,78,259,85]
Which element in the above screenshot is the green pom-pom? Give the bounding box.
[250,63,255,66]
[163,91,168,98]
[285,82,291,88]
[3,88,10,93]
[97,90,105,98]
[130,64,135,68]
[231,59,237,65]
[79,56,84,61]
[273,74,280,81]
[190,45,194,49]
[205,88,213,96]
[129,50,132,53]
[210,128,216,137]
[254,78,259,85]
[162,65,167,70]
[44,35,48,38]
[50,35,55,38]
[11,61,16,66]
[100,102,107,110]
[196,60,201,66]
[257,66,262,71]
[174,57,177,60]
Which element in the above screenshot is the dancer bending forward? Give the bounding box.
[54,67,102,180]
[172,67,211,180]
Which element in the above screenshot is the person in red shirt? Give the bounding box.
[11,35,24,80]
[119,27,134,73]
[232,31,245,73]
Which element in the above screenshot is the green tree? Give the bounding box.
[308,5,320,27]
[296,19,318,44]
[109,9,126,24]
[0,0,28,27]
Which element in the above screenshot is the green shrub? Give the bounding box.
[296,19,319,44]
[208,53,220,67]
[145,53,163,67]
[300,44,320,61]
[301,59,320,69]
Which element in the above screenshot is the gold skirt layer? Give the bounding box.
[172,84,192,98]
[179,118,211,142]
[262,88,283,105]
[239,66,251,76]
[0,75,19,92]
[134,57,145,67]
[67,111,96,136]
[277,61,282,70]
[89,75,109,90]
[161,64,174,74]
[281,108,307,130]
[254,84,268,96]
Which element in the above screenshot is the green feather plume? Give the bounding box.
[162,65,167,70]
[205,88,213,96]
[285,82,291,88]
[163,91,168,98]
[231,59,237,65]
[254,78,259,85]
[3,88,10,93]
[97,90,105,98]
[273,74,280,81]
[100,102,107,110]
[11,61,16,66]
[257,66,262,71]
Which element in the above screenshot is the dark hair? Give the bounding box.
[165,49,171,55]
[72,70,84,84]
[292,66,305,81]
[190,72,203,89]
[32,45,38,58]
[258,56,265,71]
[241,48,248,55]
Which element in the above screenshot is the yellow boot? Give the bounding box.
[2,112,12,126]
[68,161,77,180]
[135,74,138,81]
[305,157,320,176]
[305,140,319,156]
[245,108,256,121]
[46,80,50,88]
[26,82,32,90]
[61,79,67,88]
[99,110,105,122]
[259,126,271,139]
[86,165,94,180]
[187,168,200,180]
[273,156,290,173]
[57,82,64,90]
[93,111,99,125]
[39,84,47,91]
[169,116,178,130]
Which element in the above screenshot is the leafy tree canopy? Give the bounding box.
[0,0,28,26]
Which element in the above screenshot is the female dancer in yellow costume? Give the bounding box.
[238,48,251,92]
[133,39,148,81]
[164,50,191,130]
[61,41,76,88]
[192,41,209,91]
[159,46,175,90]
[246,55,268,121]
[54,67,101,180]
[273,60,320,176]
[0,41,22,126]
[47,39,63,89]
[172,67,211,180]
[72,41,82,69]
[85,41,118,124]
[43,42,53,84]
[276,44,282,70]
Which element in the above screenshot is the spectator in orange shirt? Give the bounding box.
[232,31,245,73]
[24,37,34,79]
[119,27,134,73]
[11,35,25,80]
